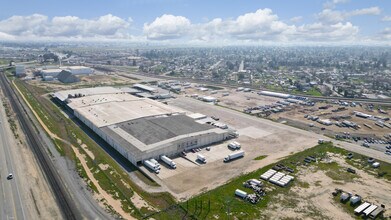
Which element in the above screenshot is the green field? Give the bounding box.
[152,142,391,219]
[306,87,323,96]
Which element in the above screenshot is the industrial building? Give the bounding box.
[15,65,25,77]
[53,87,230,165]
[258,91,291,99]
[40,66,94,78]
[57,70,80,83]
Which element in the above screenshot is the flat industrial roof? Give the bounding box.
[53,86,123,102]
[71,93,185,127]
[101,115,226,157]
[115,114,214,145]
[65,66,91,69]
[133,83,157,92]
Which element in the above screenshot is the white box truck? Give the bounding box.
[160,155,176,169]
[224,150,244,162]
[228,141,241,150]
[197,154,207,163]
[143,160,160,174]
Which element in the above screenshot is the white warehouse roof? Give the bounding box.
[258,91,291,99]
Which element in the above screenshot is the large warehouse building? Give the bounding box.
[53,87,230,165]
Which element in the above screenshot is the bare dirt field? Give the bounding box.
[27,72,137,92]
[264,152,391,219]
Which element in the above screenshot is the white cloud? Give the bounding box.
[290,16,303,23]
[0,14,47,36]
[377,27,391,40]
[382,16,391,22]
[323,0,349,9]
[349,7,381,16]
[295,22,358,41]
[317,7,381,24]
[142,8,360,43]
[143,14,191,40]
[0,8,387,45]
[0,14,131,40]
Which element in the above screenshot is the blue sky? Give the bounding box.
[0,0,390,44]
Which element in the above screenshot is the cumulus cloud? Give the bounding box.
[0,14,131,40]
[290,16,303,23]
[317,7,381,24]
[144,9,297,42]
[143,8,359,43]
[323,0,349,9]
[143,14,191,40]
[382,16,391,22]
[377,27,391,40]
[295,22,358,41]
[0,8,386,44]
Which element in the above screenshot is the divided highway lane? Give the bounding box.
[0,72,79,220]
[0,98,26,220]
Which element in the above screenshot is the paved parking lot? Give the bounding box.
[153,96,321,199]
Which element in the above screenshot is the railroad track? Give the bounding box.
[0,72,78,220]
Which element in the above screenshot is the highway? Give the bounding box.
[0,71,80,219]
[0,98,26,220]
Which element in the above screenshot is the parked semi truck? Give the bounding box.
[150,158,160,168]
[143,160,160,174]
[160,155,176,169]
[224,150,244,162]
[197,154,207,163]
[228,141,241,150]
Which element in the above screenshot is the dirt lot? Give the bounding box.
[183,87,282,111]
[264,152,391,219]
[27,72,138,92]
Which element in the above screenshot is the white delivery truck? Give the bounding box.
[143,160,160,174]
[228,141,241,150]
[224,150,245,162]
[197,154,207,163]
[160,155,177,169]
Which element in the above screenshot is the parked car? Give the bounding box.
[211,116,220,121]
[7,173,13,180]
[347,168,356,174]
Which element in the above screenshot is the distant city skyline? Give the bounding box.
[0,0,390,45]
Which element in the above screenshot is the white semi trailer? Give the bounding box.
[143,160,160,174]
[224,150,245,162]
[197,154,207,163]
[160,155,176,169]
[235,189,248,199]
[228,141,241,150]
[150,159,161,169]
